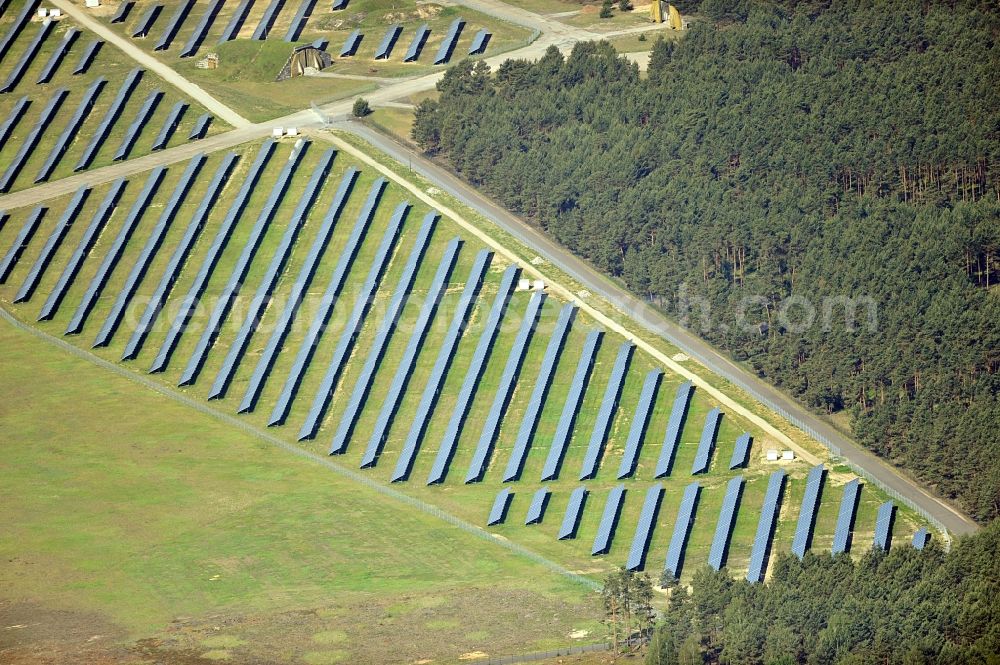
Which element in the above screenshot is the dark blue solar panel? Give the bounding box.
[424,264,519,484]
[36,27,79,83]
[331,0,348,9]
[327,212,440,454]
[283,0,315,42]
[0,206,46,284]
[831,478,861,555]
[403,23,428,62]
[592,485,626,556]
[626,483,663,571]
[791,464,825,559]
[267,177,387,425]
[73,39,102,75]
[93,155,205,348]
[579,341,633,480]
[502,303,576,484]
[66,167,165,334]
[0,88,67,193]
[654,380,693,478]
[238,167,359,413]
[219,0,253,42]
[122,153,237,360]
[179,141,308,385]
[388,250,492,481]
[873,501,894,552]
[466,291,546,483]
[374,24,401,59]
[297,202,409,440]
[180,0,223,57]
[113,89,163,161]
[38,179,126,321]
[13,186,90,302]
[663,481,701,580]
[746,469,786,583]
[691,407,722,475]
[432,18,464,65]
[154,0,193,50]
[75,68,144,171]
[487,488,512,526]
[0,0,40,62]
[0,95,29,146]
[707,476,743,571]
[525,487,550,525]
[207,148,334,398]
[149,141,276,373]
[558,486,587,540]
[539,327,601,482]
[35,77,106,183]
[339,29,362,56]
[111,1,134,23]
[468,28,489,55]
[617,369,663,479]
[151,101,188,150]
[188,113,212,140]
[0,17,52,93]
[912,527,930,550]
[729,432,752,469]
[132,4,163,38]
[251,0,285,39]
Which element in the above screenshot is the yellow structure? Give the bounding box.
[651,2,683,29]
[668,3,683,29]
[650,0,663,23]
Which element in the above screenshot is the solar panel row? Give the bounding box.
[0,95,29,146]
[374,24,401,59]
[912,527,930,550]
[387,249,491,481]
[0,88,67,193]
[113,89,163,161]
[663,481,701,580]
[832,478,861,555]
[487,488,513,526]
[151,101,188,150]
[35,77,106,183]
[150,141,277,372]
[340,29,362,57]
[154,0,194,50]
[617,369,663,479]
[179,0,224,57]
[252,0,286,40]
[425,263,519,484]
[73,39,102,75]
[36,27,78,84]
[466,291,546,483]
[558,486,587,540]
[403,24,429,62]
[0,19,53,93]
[219,0,253,43]
[238,167,360,413]
[0,0,41,63]
[75,68,144,171]
[110,0,134,23]
[873,501,894,552]
[13,186,90,303]
[331,0,348,9]
[0,206,46,283]
[283,0,315,42]
[654,381,693,478]
[131,4,163,38]
[468,28,489,55]
[539,328,601,482]
[729,432,752,469]
[691,407,722,474]
[580,341,633,480]
[707,476,743,570]
[188,113,212,140]
[525,487,550,525]
[592,485,626,555]
[433,18,464,64]
[626,483,663,571]
[746,469,786,583]
[791,464,825,559]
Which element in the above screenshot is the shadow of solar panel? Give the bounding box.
[664,481,701,580]
[496,302,576,484]
[0,88,66,192]
[111,0,134,23]
[113,89,163,161]
[0,206,46,283]
[791,464,825,559]
[122,153,238,361]
[912,527,930,550]
[239,168,359,412]
[297,202,409,440]
[873,501,895,552]
[132,4,163,38]
[388,250,492,482]
[14,186,90,302]
[208,147,333,398]
[188,113,212,140]
[403,23,428,62]
[65,167,165,334]
[592,485,626,556]
[0,95,29,146]
[525,487,551,525]
[539,327,600,482]
[729,432,752,470]
[151,101,188,150]
[425,263,520,484]
[367,247,490,471]
[487,488,512,526]
[467,291,548,483]
[558,486,587,540]
[331,0,348,9]
[0,211,7,235]
[179,141,309,385]
[283,0,315,42]
[579,341,633,480]
[73,39,102,74]
[75,68,144,171]
[251,0,286,40]
[266,177,387,424]
[1,19,53,93]
[180,0,224,57]
[626,483,664,571]
[219,0,254,42]
[38,179,126,321]
[154,0,194,50]
[707,476,743,571]
[36,78,106,183]
[327,213,441,453]
[150,141,276,372]
[311,37,327,50]
[746,469,786,583]
[374,24,401,59]
[93,155,205,348]
[339,29,362,56]
[691,407,722,475]
[654,380,693,478]
[468,28,490,55]
[617,369,663,479]
[832,478,862,555]
[432,18,464,65]
[0,0,41,63]
[36,27,78,84]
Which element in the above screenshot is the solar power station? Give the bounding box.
[746,470,786,583]
[625,483,663,571]
[525,487,551,525]
[592,485,626,556]
[558,487,587,540]
[873,501,895,551]
[663,482,700,580]
[655,380,692,478]
[832,479,862,555]
[791,464,825,559]
[617,370,662,479]
[580,342,633,480]
[708,476,743,570]
[691,407,722,474]
[487,488,513,526]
